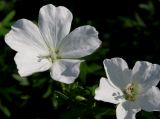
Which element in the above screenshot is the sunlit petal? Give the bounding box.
[38,4,73,48]
[116,101,141,119]
[5,19,48,55]
[132,61,160,89]
[138,86,160,112]
[103,58,131,90]
[14,51,52,77]
[95,77,125,104]
[59,25,101,58]
[50,59,81,84]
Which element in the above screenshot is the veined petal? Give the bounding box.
[50,59,81,84]
[132,61,160,89]
[94,77,124,104]
[5,19,48,55]
[58,25,101,58]
[38,4,73,48]
[138,86,160,112]
[116,102,141,119]
[14,51,52,77]
[103,58,131,90]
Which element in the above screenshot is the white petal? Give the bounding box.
[38,4,73,48]
[58,25,101,58]
[50,59,81,84]
[14,51,52,77]
[5,19,48,55]
[116,102,141,119]
[138,86,160,112]
[103,58,131,90]
[132,61,160,89]
[94,77,124,104]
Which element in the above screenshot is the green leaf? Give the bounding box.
[54,90,69,100]
[0,10,15,36]
[2,10,15,25]
[0,103,11,117]
[87,63,102,73]
[12,74,29,86]
[80,62,88,82]
[75,95,86,101]
[42,85,52,98]
[139,1,154,15]
[135,13,146,27]
[94,108,115,119]
[0,1,5,11]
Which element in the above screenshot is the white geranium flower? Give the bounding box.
[5,4,101,84]
[95,58,160,119]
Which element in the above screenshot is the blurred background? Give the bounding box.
[0,0,160,118]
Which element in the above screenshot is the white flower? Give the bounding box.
[95,58,160,119]
[5,4,101,84]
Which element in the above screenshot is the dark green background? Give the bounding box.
[0,0,160,118]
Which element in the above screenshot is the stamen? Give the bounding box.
[37,49,60,63]
[123,83,138,101]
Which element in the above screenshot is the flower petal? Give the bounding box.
[50,59,81,84]
[14,51,52,77]
[116,102,141,119]
[138,86,160,112]
[103,58,131,90]
[38,4,73,48]
[94,77,124,104]
[5,19,48,55]
[58,25,101,58]
[132,61,160,89]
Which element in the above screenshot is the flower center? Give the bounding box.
[38,48,60,63]
[49,48,58,61]
[123,83,138,101]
